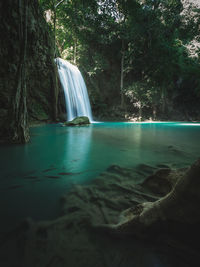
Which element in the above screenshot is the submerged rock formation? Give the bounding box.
[98,159,200,236]
[0,160,199,266]
[0,0,59,143]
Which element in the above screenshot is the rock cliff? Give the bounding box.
[0,0,60,143]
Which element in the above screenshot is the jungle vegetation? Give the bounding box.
[39,0,200,120]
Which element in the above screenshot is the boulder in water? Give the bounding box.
[64,116,90,126]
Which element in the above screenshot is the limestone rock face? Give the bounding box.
[0,0,60,142]
[64,116,90,126]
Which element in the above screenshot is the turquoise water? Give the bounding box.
[0,122,200,231]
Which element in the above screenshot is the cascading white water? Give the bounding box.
[56,58,93,122]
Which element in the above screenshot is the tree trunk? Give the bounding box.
[152,104,156,120]
[161,87,166,115]
[138,102,142,121]
[53,1,56,58]
[73,38,77,64]
[53,0,65,58]
[53,0,64,120]
[8,0,29,143]
[120,40,125,108]
[52,60,59,120]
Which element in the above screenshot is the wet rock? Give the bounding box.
[36,227,48,239]
[143,168,172,195]
[107,164,122,173]
[63,116,90,126]
[156,164,170,169]
[135,163,157,175]
[107,165,135,178]
[1,161,199,267]
[0,108,7,120]
[0,0,60,143]
[142,167,187,196]
[167,145,184,155]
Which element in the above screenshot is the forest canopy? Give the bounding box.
[39,0,200,120]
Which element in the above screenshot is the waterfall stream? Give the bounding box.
[56,58,93,122]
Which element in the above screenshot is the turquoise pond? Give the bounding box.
[0,121,200,232]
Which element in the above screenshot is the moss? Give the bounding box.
[63,116,90,126]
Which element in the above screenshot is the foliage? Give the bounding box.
[124,82,159,109]
[39,0,200,119]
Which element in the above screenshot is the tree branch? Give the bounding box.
[55,0,65,8]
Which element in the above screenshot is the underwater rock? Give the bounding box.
[1,160,200,267]
[156,164,170,169]
[45,175,60,179]
[63,116,90,126]
[42,167,57,173]
[24,176,38,179]
[143,167,187,196]
[167,145,185,155]
[58,172,74,176]
[135,163,157,175]
[142,168,172,195]
[106,165,136,179]
[6,185,23,190]
[93,159,200,243]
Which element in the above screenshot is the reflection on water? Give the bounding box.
[64,126,92,171]
[0,122,200,231]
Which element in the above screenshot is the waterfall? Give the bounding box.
[56,58,93,122]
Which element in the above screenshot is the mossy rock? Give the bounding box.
[64,116,90,126]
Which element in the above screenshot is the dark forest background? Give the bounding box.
[40,0,200,121]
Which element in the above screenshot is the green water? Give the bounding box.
[0,122,200,231]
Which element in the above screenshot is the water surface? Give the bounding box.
[0,122,199,231]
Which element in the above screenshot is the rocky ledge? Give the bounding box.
[0,160,200,267]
